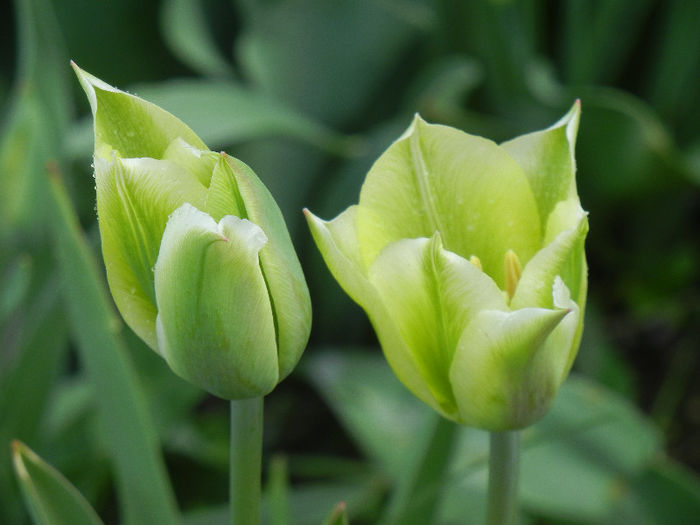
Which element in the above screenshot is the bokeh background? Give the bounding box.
[1,1,698,524]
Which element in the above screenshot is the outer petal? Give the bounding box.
[510,200,588,311]
[367,234,508,419]
[305,207,440,415]
[449,306,571,430]
[95,156,207,349]
[223,155,311,380]
[356,115,541,287]
[154,204,278,399]
[501,101,581,232]
[72,63,207,160]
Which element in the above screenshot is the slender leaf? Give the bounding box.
[46,168,181,525]
[306,350,662,524]
[12,441,104,525]
[160,0,234,78]
[0,279,67,525]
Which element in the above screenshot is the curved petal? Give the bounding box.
[368,234,507,419]
[449,306,570,430]
[356,115,541,287]
[224,155,311,380]
[162,137,218,187]
[501,101,581,231]
[154,204,278,399]
[73,63,207,160]
[510,200,588,310]
[95,156,207,349]
[305,207,442,416]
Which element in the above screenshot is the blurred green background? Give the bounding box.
[1,0,698,524]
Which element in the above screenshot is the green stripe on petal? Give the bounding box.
[154,204,278,399]
[95,156,207,349]
[305,208,442,416]
[205,155,247,221]
[357,115,541,287]
[368,234,508,419]
[502,101,581,231]
[449,307,570,430]
[222,155,311,380]
[72,63,207,160]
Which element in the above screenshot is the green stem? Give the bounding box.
[230,397,264,525]
[486,431,519,525]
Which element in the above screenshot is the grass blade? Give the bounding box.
[46,167,180,525]
[12,441,104,525]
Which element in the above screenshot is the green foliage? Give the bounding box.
[1,0,698,524]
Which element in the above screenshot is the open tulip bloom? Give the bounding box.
[306,104,587,432]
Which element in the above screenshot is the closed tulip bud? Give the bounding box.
[73,63,311,399]
[306,105,587,430]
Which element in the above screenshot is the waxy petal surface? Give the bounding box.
[502,102,581,232]
[368,235,507,417]
[305,207,441,415]
[73,63,206,160]
[357,116,541,286]
[154,204,278,399]
[449,306,570,429]
[95,156,207,348]
[225,156,311,379]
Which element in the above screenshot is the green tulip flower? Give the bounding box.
[306,105,587,430]
[73,63,311,399]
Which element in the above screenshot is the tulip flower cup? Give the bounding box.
[306,105,587,431]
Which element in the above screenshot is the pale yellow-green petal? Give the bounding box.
[72,63,207,160]
[224,155,311,380]
[544,276,582,385]
[449,307,570,430]
[95,156,207,349]
[204,155,246,220]
[356,115,541,286]
[154,204,278,399]
[367,234,507,419]
[162,137,218,187]
[510,202,588,310]
[305,207,442,415]
[501,101,581,230]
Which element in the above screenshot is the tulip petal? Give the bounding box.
[72,63,207,160]
[305,207,441,415]
[356,115,541,287]
[95,156,207,349]
[501,101,581,231]
[449,306,570,430]
[162,137,218,187]
[545,276,582,384]
[204,155,246,221]
[367,234,508,419]
[154,204,278,399]
[511,199,588,310]
[223,155,311,380]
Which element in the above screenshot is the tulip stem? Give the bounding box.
[486,431,519,525]
[230,397,264,525]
